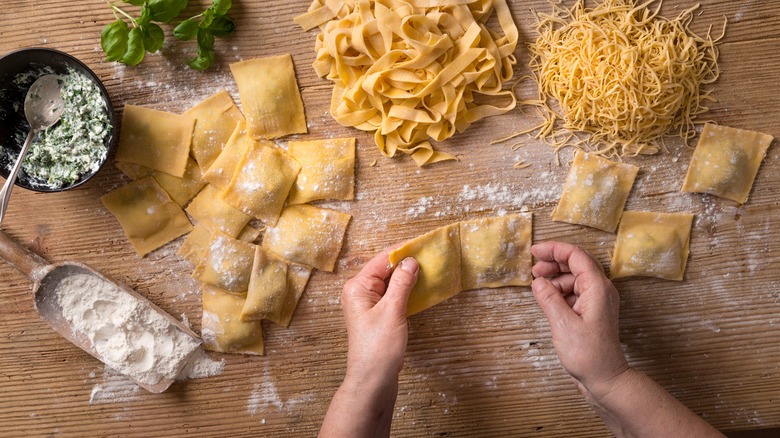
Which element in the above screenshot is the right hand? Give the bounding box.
[530,241,629,398]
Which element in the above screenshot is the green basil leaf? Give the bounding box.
[211,0,232,15]
[186,48,214,71]
[100,19,130,62]
[197,28,215,50]
[141,23,165,52]
[207,16,235,38]
[199,8,215,28]
[148,0,187,23]
[123,0,145,6]
[120,27,146,65]
[173,19,199,41]
[138,3,152,26]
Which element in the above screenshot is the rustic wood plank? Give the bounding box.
[1,0,779,436]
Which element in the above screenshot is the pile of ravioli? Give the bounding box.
[101,54,355,355]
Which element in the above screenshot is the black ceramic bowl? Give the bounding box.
[0,47,117,192]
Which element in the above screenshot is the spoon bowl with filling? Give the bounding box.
[0,48,117,192]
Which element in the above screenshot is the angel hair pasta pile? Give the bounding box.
[295,0,519,166]
[524,0,723,157]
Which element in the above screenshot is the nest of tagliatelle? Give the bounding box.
[522,0,725,158]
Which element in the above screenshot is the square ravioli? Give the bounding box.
[192,231,256,292]
[178,223,260,266]
[115,157,206,207]
[389,223,462,316]
[459,213,533,290]
[101,177,193,257]
[222,142,302,225]
[184,90,246,172]
[262,204,351,272]
[552,150,638,232]
[202,285,264,355]
[115,104,195,177]
[202,122,257,190]
[273,264,312,327]
[287,138,356,204]
[610,211,694,281]
[682,124,774,204]
[186,185,252,238]
[241,246,289,322]
[230,54,307,139]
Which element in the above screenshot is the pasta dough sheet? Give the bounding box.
[222,142,301,225]
[186,185,252,238]
[101,177,193,257]
[288,138,355,204]
[460,213,532,290]
[610,211,694,281]
[115,104,195,177]
[241,247,289,322]
[262,204,351,272]
[682,123,774,204]
[389,224,462,316]
[115,157,206,207]
[192,231,256,292]
[184,90,246,172]
[552,150,638,232]
[202,285,264,355]
[230,54,307,139]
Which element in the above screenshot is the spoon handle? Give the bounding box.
[0,229,50,283]
[0,129,37,227]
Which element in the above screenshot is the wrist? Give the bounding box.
[578,365,637,407]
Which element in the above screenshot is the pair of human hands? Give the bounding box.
[341,241,629,396]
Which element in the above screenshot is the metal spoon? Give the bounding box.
[0,74,66,226]
[0,229,202,393]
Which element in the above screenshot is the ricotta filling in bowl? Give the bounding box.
[2,66,111,189]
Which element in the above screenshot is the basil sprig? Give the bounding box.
[100,0,235,70]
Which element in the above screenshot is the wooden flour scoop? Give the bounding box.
[0,230,201,393]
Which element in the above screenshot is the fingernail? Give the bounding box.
[532,277,548,292]
[399,257,418,274]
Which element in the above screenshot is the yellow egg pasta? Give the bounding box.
[101,177,193,257]
[287,137,355,204]
[241,246,289,322]
[459,213,533,290]
[192,231,256,292]
[115,104,195,177]
[115,157,206,207]
[222,142,301,225]
[229,55,307,139]
[682,124,774,204]
[202,285,264,355]
[552,150,638,232]
[295,0,518,166]
[610,211,694,281]
[184,90,246,172]
[262,204,351,272]
[202,122,256,190]
[389,223,462,316]
[186,185,252,238]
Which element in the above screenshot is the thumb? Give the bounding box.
[382,257,419,315]
[532,277,576,329]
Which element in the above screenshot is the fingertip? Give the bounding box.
[399,257,419,275]
[531,277,550,294]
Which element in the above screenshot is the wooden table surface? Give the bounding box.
[1,0,779,436]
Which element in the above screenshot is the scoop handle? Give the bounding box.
[0,229,50,282]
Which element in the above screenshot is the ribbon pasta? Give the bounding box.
[295,0,519,166]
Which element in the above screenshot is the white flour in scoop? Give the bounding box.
[55,274,201,386]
